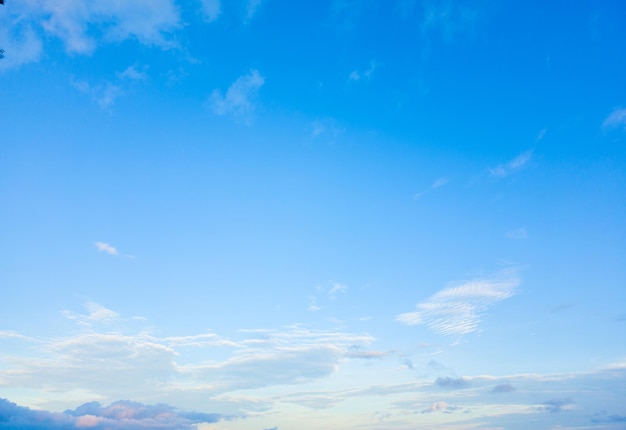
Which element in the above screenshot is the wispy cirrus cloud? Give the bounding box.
[396,268,521,336]
[208,69,265,122]
[602,107,626,130]
[62,302,120,327]
[489,150,533,178]
[328,282,348,299]
[420,0,479,44]
[414,176,450,200]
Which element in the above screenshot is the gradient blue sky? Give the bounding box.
[1,1,625,429]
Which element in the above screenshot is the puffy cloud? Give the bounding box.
[0,0,179,70]
[208,70,265,122]
[396,268,521,336]
[37,0,180,54]
[94,242,118,255]
[0,307,374,404]
[0,398,223,430]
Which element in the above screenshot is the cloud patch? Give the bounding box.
[602,107,626,130]
[199,0,221,22]
[0,398,223,430]
[396,268,521,336]
[434,377,468,389]
[209,70,265,122]
[489,150,533,178]
[95,241,118,255]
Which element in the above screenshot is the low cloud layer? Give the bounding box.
[0,398,223,430]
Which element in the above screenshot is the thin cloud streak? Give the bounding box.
[602,107,626,130]
[489,150,533,178]
[396,268,521,336]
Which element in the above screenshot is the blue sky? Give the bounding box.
[1,0,625,429]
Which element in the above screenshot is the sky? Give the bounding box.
[1,0,625,429]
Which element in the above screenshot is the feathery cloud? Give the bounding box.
[209,70,265,122]
[328,282,348,299]
[489,150,533,178]
[396,268,521,336]
[62,302,120,326]
[39,0,180,54]
[602,107,626,130]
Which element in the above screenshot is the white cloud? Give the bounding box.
[489,150,533,178]
[349,60,377,81]
[0,22,43,71]
[200,0,221,22]
[0,0,180,70]
[396,268,521,336]
[328,282,348,299]
[116,65,148,81]
[209,70,265,122]
[246,0,263,22]
[40,0,181,54]
[602,107,626,130]
[0,309,375,408]
[95,241,119,255]
[307,297,321,312]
